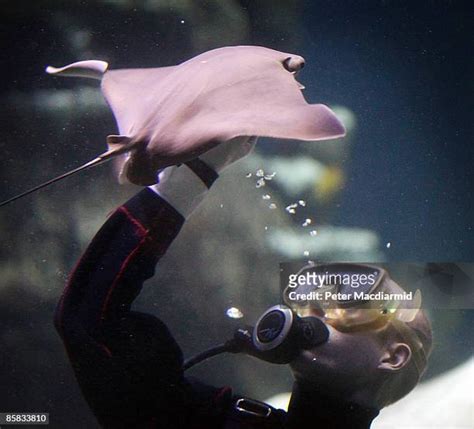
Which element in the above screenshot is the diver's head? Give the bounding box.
[287,264,433,409]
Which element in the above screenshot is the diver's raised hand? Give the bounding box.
[148,136,257,218]
[199,136,257,173]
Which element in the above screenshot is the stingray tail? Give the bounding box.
[106,135,137,184]
[0,138,138,208]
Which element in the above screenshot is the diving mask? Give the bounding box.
[284,263,426,374]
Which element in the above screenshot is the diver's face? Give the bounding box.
[290,316,385,395]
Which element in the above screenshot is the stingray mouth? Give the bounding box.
[283,56,305,73]
[118,143,162,186]
[124,156,161,186]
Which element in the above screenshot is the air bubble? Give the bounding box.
[262,194,271,200]
[298,200,306,207]
[310,230,317,236]
[264,172,276,180]
[269,203,277,209]
[256,169,265,177]
[302,218,312,227]
[256,178,266,188]
[226,307,244,319]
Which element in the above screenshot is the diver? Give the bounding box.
[54,137,433,428]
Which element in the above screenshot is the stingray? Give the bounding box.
[0,45,345,207]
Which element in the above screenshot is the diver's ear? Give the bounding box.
[377,343,412,371]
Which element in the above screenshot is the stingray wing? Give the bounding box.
[145,48,345,155]
[188,67,345,143]
[101,66,177,136]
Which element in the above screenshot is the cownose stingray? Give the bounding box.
[0,45,345,207]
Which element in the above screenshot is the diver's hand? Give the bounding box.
[148,136,257,218]
[199,136,257,173]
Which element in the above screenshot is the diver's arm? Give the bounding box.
[53,173,213,427]
[54,185,201,427]
[54,147,240,346]
[54,138,256,426]
[54,187,185,348]
[54,138,257,347]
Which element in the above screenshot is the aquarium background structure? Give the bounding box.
[0,1,472,428]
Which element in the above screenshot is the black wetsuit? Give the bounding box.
[55,188,379,428]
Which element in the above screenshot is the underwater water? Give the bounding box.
[0,1,472,428]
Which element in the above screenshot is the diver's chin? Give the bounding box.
[290,350,318,376]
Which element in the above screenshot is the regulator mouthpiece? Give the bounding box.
[183,305,329,371]
[234,305,329,364]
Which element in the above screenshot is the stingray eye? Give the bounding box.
[283,56,305,73]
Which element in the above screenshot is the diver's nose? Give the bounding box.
[283,56,306,73]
